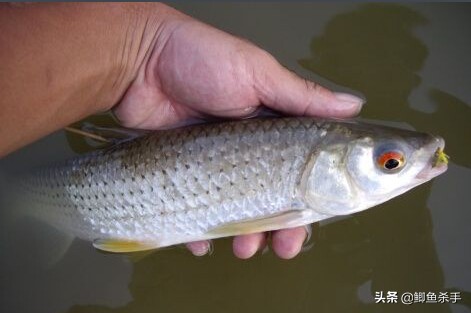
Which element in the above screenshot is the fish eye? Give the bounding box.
[376,151,405,172]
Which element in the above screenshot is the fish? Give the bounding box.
[20,117,447,253]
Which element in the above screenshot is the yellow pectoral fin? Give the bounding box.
[93,239,159,253]
[208,210,313,238]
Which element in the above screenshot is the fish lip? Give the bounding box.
[416,163,447,180]
[416,136,448,180]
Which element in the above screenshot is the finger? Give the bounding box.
[271,226,307,259]
[252,51,364,118]
[233,232,267,259]
[186,240,212,256]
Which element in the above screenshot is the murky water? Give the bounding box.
[1,3,470,313]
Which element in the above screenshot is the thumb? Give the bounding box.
[253,53,364,118]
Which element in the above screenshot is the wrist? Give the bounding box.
[0,3,186,156]
[99,3,183,112]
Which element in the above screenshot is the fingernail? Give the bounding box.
[190,241,212,257]
[192,247,207,256]
[240,106,262,119]
[333,92,365,105]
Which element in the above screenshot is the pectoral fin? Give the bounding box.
[207,210,313,238]
[93,239,159,253]
[81,122,151,142]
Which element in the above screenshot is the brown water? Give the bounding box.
[1,3,470,313]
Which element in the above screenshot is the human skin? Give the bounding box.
[0,3,363,259]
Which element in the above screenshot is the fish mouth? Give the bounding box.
[416,136,448,180]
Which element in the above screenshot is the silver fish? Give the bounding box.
[21,117,447,253]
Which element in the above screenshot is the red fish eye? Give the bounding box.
[377,151,405,171]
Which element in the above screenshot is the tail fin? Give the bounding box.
[1,170,75,268]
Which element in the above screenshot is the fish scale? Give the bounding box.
[20,116,447,252]
[22,118,323,245]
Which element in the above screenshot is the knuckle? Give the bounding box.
[304,79,323,93]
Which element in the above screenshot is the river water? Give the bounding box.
[1,3,470,313]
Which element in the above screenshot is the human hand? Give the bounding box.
[113,5,364,259]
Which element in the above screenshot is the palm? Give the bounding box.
[115,19,261,129]
[113,15,363,258]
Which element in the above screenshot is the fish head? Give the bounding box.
[302,123,447,216]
